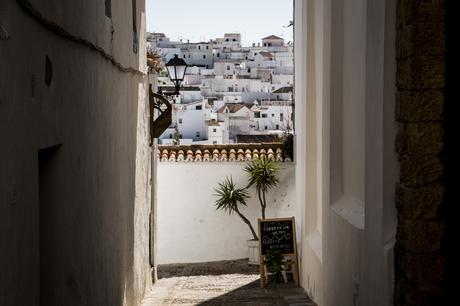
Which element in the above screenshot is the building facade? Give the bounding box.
[148,32,294,144]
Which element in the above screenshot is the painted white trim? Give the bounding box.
[306,230,323,262]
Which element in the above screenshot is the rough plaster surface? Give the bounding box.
[0,0,151,305]
[156,163,296,264]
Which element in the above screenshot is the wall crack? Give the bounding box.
[16,0,145,76]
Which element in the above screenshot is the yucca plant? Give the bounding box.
[214,176,259,240]
[244,158,280,219]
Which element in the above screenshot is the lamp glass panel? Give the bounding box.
[166,65,177,80]
[174,65,187,81]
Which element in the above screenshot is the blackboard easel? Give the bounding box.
[258,217,299,288]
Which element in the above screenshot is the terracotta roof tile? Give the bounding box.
[273,86,293,94]
[262,35,284,40]
[157,143,289,163]
[207,119,221,126]
[217,103,248,114]
[259,51,274,58]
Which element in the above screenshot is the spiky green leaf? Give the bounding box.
[244,158,280,192]
[214,176,250,215]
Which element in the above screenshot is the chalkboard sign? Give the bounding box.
[259,218,295,255]
[258,217,299,288]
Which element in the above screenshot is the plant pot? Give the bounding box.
[247,239,260,265]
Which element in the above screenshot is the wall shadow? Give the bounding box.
[158,259,259,279]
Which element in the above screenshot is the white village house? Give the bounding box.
[148,33,293,144]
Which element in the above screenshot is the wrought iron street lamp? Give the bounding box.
[165,54,188,95]
[149,54,188,145]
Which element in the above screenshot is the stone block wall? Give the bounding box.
[395,0,446,304]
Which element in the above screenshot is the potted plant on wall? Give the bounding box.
[244,158,281,264]
[213,159,282,265]
[214,176,259,241]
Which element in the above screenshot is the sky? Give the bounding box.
[146,0,293,46]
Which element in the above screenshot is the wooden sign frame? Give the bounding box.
[258,217,299,288]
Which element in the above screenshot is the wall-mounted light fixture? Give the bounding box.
[164,54,188,95]
[149,54,188,145]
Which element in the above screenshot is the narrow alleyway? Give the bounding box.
[141,260,315,306]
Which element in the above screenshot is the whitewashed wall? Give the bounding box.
[0,0,151,305]
[294,1,397,305]
[156,162,296,264]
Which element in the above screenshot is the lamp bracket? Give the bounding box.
[149,84,172,146]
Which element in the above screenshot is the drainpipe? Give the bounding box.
[150,141,158,283]
[149,72,159,283]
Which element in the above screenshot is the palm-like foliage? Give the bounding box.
[214,176,258,240]
[215,177,249,214]
[244,158,280,219]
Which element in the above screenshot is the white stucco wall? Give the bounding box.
[0,1,151,305]
[272,74,294,85]
[159,108,207,142]
[295,0,397,305]
[156,47,181,63]
[208,123,227,144]
[156,163,296,264]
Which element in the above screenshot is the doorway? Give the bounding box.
[38,145,61,305]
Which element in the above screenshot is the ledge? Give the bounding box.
[157,142,292,163]
[331,195,365,230]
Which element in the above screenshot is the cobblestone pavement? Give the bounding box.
[141,260,316,306]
